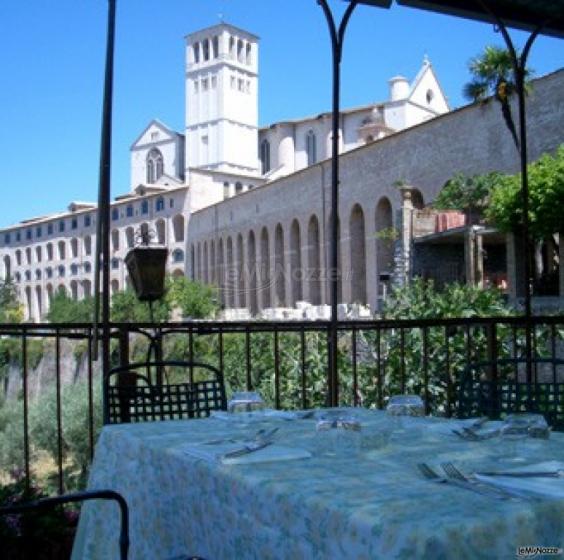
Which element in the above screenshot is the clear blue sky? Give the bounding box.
[1,0,562,228]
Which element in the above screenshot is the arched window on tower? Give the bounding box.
[237,40,244,62]
[146,149,164,184]
[229,36,235,59]
[203,39,210,61]
[246,43,252,65]
[306,130,317,166]
[260,139,271,175]
[212,36,219,58]
[193,43,200,63]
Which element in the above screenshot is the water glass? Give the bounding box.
[522,413,550,439]
[361,420,393,451]
[386,395,425,418]
[227,391,266,414]
[315,413,361,458]
[499,414,530,462]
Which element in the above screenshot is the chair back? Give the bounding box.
[104,360,227,424]
[458,357,564,430]
[0,489,129,560]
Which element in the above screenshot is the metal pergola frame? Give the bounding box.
[93,0,563,408]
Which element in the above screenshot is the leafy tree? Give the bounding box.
[487,145,564,239]
[46,292,94,324]
[110,288,170,323]
[433,171,503,223]
[0,278,23,323]
[463,46,532,150]
[166,276,219,319]
[109,276,219,323]
[383,277,510,320]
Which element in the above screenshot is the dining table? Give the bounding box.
[71,408,564,560]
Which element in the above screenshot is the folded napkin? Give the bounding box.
[474,461,564,500]
[179,441,312,465]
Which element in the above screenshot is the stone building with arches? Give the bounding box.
[0,189,189,322]
[1,21,563,321]
[186,68,564,313]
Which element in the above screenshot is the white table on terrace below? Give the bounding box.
[72,409,564,560]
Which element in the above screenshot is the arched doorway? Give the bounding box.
[290,220,302,305]
[307,215,321,305]
[375,197,394,295]
[349,204,367,304]
[260,228,271,309]
[237,234,246,308]
[274,224,286,307]
[248,231,258,314]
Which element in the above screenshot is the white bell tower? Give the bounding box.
[185,23,259,175]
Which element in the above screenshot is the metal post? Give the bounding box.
[94,0,117,414]
[480,10,543,400]
[317,0,358,407]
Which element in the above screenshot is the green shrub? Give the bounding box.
[0,399,29,474]
[355,279,517,413]
[29,381,102,489]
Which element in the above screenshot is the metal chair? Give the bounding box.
[0,489,207,560]
[104,360,227,424]
[0,489,129,560]
[457,357,564,430]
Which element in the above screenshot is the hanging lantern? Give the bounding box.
[124,227,168,301]
[125,246,168,302]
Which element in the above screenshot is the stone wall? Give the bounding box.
[187,69,564,312]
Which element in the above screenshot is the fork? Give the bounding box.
[417,463,504,499]
[452,428,482,441]
[441,462,517,500]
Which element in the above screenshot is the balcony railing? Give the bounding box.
[0,315,563,493]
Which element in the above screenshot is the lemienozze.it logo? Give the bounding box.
[517,546,563,557]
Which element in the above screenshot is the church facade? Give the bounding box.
[1,22,563,321]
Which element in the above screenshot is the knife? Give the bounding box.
[223,440,273,459]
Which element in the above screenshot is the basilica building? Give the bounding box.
[1,23,562,321]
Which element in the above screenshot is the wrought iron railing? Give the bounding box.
[0,316,563,493]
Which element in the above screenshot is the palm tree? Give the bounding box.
[463,46,532,151]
